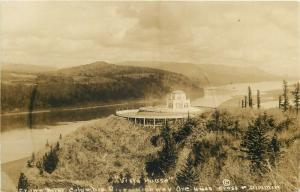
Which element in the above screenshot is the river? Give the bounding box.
[0,80,294,164]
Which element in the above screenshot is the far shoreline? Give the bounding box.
[1,98,161,117]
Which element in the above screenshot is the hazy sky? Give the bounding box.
[1,1,299,76]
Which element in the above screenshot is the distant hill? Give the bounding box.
[53,61,203,96]
[2,63,56,74]
[119,61,281,86]
[1,61,203,112]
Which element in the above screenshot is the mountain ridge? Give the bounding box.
[118,61,282,86]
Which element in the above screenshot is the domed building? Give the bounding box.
[167,90,191,110]
[116,90,203,127]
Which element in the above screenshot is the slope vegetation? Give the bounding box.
[1,61,203,112]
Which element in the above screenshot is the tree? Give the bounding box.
[242,99,245,108]
[206,110,237,137]
[18,173,29,191]
[276,116,293,132]
[282,80,289,111]
[31,152,35,162]
[292,82,300,114]
[240,114,271,177]
[173,118,196,143]
[257,90,261,109]
[279,95,282,109]
[248,86,253,108]
[244,96,248,108]
[27,152,35,168]
[55,141,60,151]
[192,141,208,167]
[28,84,38,128]
[146,122,178,178]
[268,134,281,167]
[42,146,59,174]
[176,153,199,189]
[159,122,177,173]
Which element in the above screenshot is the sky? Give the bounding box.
[0,1,299,76]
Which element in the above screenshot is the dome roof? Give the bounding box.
[172,90,185,94]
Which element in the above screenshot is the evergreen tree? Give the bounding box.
[176,153,199,189]
[159,123,177,173]
[31,152,35,162]
[268,134,281,167]
[292,82,300,114]
[242,99,245,108]
[192,142,207,167]
[36,160,44,175]
[150,135,160,147]
[27,152,35,168]
[42,146,59,174]
[161,121,172,145]
[244,96,248,108]
[173,118,196,143]
[146,122,177,178]
[139,172,146,189]
[279,95,282,109]
[276,116,293,132]
[55,141,60,151]
[18,172,29,191]
[206,110,237,136]
[233,120,240,139]
[282,80,289,111]
[211,142,227,177]
[257,90,261,109]
[248,86,253,108]
[240,114,270,176]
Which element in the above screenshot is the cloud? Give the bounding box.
[0,1,299,75]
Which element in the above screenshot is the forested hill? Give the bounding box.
[1,61,203,112]
[119,61,281,86]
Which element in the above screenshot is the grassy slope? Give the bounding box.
[20,108,300,191]
[24,116,159,188]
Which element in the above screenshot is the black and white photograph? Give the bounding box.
[1,1,299,192]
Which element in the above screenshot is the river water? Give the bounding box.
[0,80,293,163]
[192,81,286,108]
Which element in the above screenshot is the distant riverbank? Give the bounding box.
[1,99,160,116]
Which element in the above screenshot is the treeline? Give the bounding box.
[1,72,203,112]
[240,80,300,113]
[241,86,261,108]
